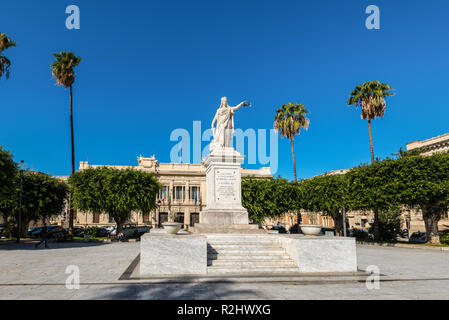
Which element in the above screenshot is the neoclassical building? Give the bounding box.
[70,155,272,229]
[406,132,449,156]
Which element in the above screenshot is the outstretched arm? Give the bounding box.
[231,101,250,112]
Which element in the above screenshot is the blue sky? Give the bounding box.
[1,0,448,180]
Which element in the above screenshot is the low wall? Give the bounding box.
[140,233,208,276]
[278,235,358,273]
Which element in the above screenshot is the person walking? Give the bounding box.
[35,223,49,249]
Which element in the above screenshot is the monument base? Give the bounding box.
[195,207,266,234]
[194,223,266,234]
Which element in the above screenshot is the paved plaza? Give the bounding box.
[1,241,449,300]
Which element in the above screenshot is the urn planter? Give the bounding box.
[300,224,322,236]
[162,222,183,235]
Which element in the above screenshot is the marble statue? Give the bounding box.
[210,97,251,152]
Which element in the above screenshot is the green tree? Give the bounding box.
[274,103,310,181]
[347,81,394,164]
[69,167,161,234]
[346,159,401,241]
[6,172,68,237]
[242,177,298,223]
[394,152,449,244]
[51,51,82,233]
[299,174,347,235]
[370,207,402,242]
[0,33,16,80]
[0,146,18,234]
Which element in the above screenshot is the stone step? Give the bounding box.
[207,248,286,255]
[208,244,282,249]
[205,235,280,240]
[207,240,280,245]
[207,266,300,274]
[208,260,297,267]
[208,253,291,260]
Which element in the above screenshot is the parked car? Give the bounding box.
[27,227,41,237]
[349,228,374,240]
[272,224,287,234]
[320,227,336,236]
[108,226,117,236]
[0,226,9,239]
[400,229,409,238]
[409,231,427,243]
[98,226,115,237]
[64,227,84,237]
[31,226,66,239]
[119,224,151,239]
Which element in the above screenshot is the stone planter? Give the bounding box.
[300,224,322,236]
[162,222,183,235]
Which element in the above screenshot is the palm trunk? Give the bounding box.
[367,120,379,240]
[68,85,75,233]
[290,138,297,182]
[368,119,375,164]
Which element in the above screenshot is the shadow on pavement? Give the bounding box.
[93,280,260,300]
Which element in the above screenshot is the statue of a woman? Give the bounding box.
[210,97,250,152]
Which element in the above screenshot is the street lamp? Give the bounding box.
[342,187,347,237]
[16,160,24,243]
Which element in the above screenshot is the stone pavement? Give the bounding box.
[1,241,449,299]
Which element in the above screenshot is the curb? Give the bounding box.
[72,238,140,243]
[357,241,449,252]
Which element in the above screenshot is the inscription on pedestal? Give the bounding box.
[215,169,238,202]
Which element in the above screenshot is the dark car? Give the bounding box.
[320,227,336,236]
[120,224,151,239]
[272,224,287,234]
[31,226,66,239]
[409,231,427,243]
[64,227,84,237]
[27,227,41,237]
[0,226,9,239]
[400,229,409,238]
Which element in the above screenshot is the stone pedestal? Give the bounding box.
[195,147,265,234]
[140,233,207,276]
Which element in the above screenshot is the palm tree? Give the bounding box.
[347,80,394,164]
[0,33,16,80]
[347,80,394,241]
[274,103,310,182]
[51,51,81,234]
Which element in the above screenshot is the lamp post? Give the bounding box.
[16,160,24,243]
[342,187,347,237]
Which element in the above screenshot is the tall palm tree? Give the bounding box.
[0,33,16,80]
[347,80,394,164]
[274,103,310,182]
[347,80,394,241]
[51,51,81,234]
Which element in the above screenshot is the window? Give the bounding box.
[361,219,367,228]
[174,186,185,200]
[93,213,100,223]
[143,213,150,223]
[160,186,169,200]
[190,186,200,203]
